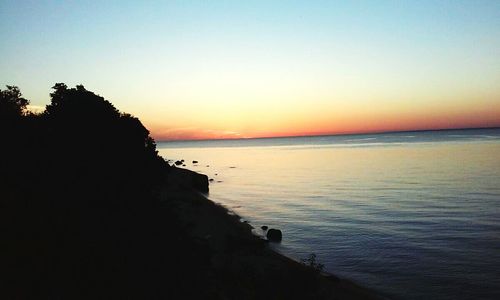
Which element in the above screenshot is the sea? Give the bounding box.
[157,128,500,300]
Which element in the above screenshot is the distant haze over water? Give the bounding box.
[158,128,500,299]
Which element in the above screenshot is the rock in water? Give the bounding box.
[167,167,209,193]
[266,228,282,242]
[193,160,198,164]
[261,225,268,231]
[191,172,209,193]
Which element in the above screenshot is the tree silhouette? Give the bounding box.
[0,85,29,122]
[41,83,166,188]
[1,84,189,299]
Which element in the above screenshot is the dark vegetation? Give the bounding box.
[301,253,325,274]
[1,84,213,299]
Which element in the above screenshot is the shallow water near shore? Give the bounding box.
[158,128,500,300]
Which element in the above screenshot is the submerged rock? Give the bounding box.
[266,228,282,242]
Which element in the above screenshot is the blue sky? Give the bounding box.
[1,1,499,139]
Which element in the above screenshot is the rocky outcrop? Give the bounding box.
[266,228,282,242]
[166,167,209,193]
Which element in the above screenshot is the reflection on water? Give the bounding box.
[158,129,500,300]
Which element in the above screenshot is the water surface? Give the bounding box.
[158,128,500,299]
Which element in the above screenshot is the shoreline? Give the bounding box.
[164,166,385,299]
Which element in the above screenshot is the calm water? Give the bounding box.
[158,128,500,300]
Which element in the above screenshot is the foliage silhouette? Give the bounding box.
[0,85,29,119]
[301,253,325,273]
[0,84,214,299]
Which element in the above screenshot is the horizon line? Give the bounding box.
[156,125,500,143]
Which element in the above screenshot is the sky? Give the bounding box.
[1,0,500,140]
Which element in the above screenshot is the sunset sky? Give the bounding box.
[1,1,500,140]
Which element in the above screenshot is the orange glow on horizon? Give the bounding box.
[147,105,500,141]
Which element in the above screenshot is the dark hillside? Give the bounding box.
[1,84,214,299]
